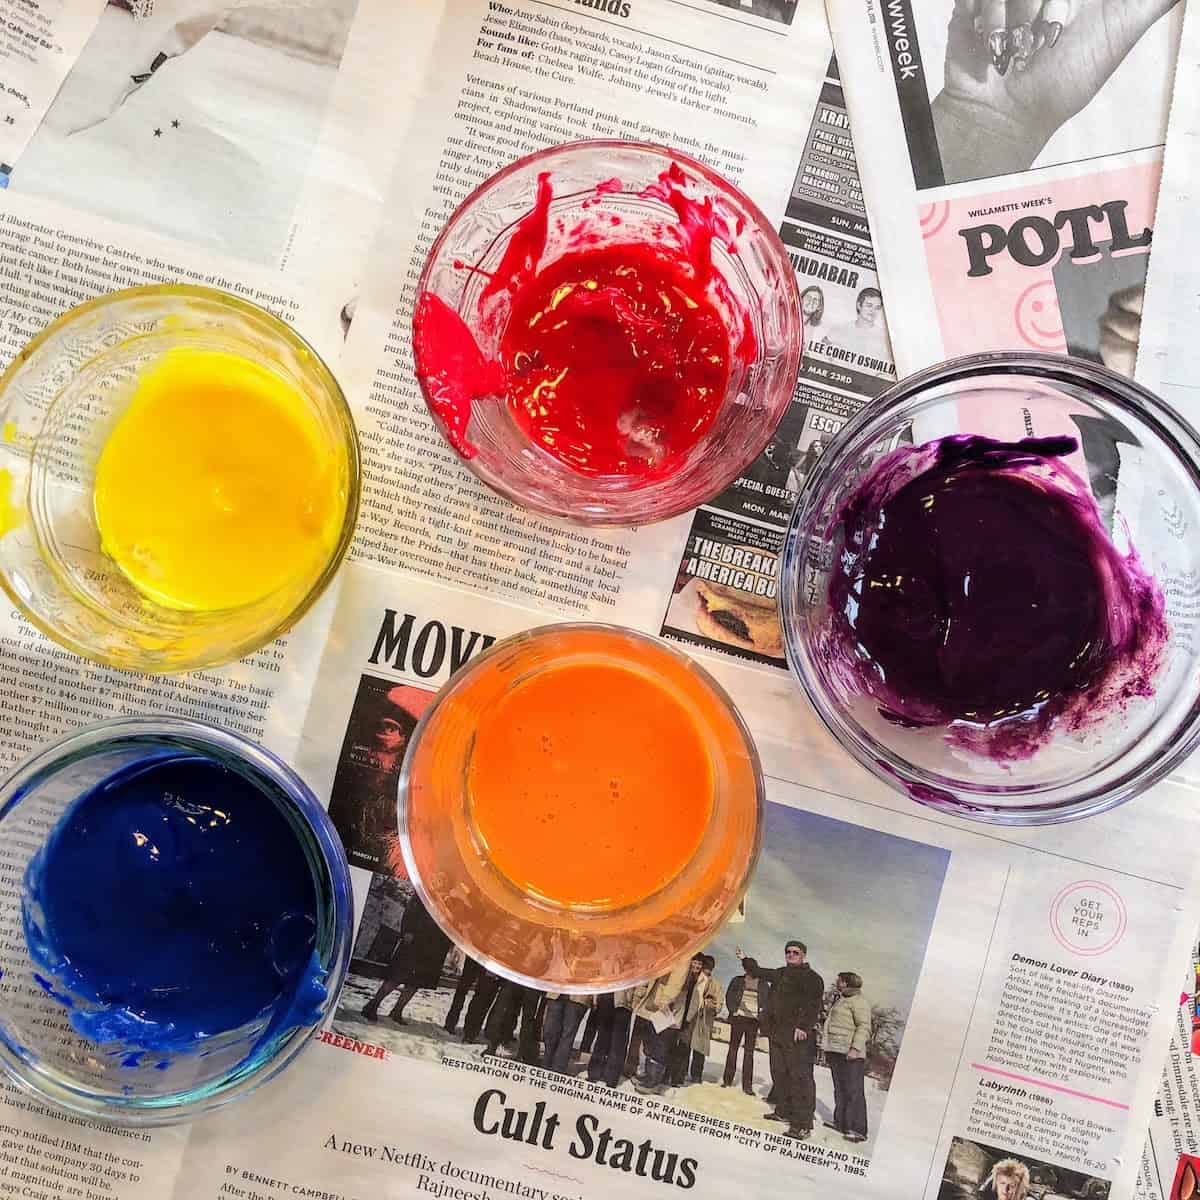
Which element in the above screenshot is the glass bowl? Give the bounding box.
[0,285,360,672]
[413,139,801,526]
[781,352,1200,824]
[0,717,353,1125]
[399,623,763,990]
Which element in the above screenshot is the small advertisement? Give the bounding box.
[659,508,786,668]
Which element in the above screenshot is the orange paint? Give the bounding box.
[468,661,713,909]
[401,625,762,989]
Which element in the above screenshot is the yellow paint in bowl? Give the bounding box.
[93,347,345,611]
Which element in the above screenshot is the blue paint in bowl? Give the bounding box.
[0,718,353,1124]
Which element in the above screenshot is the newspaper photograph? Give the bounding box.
[939,1136,1110,1200]
[825,0,1183,375]
[332,797,947,1163]
[326,676,438,873]
[699,0,799,26]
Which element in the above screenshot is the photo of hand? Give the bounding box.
[930,0,1180,182]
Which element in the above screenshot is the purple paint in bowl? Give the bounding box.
[780,352,1200,824]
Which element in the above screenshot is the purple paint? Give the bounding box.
[825,435,1167,760]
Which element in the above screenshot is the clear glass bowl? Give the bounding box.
[0,717,353,1124]
[414,140,802,526]
[781,352,1200,824]
[399,624,763,990]
[0,285,360,672]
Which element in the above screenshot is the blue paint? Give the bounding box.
[32,973,73,1006]
[22,752,327,1062]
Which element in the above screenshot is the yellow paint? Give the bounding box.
[93,347,344,611]
[0,468,22,534]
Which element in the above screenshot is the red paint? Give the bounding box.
[415,164,757,474]
[412,292,504,459]
[479,171,553,305]
[501,245,731,476]
[641,162,740,289]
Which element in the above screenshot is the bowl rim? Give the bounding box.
[397,620,765,991]
[0,283,362,673]
[780,349,1200,825]
[0,715,354,1125]
[412,137,802,528]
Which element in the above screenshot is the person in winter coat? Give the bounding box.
[632,957,694,1093]
[740,939,824,1140]
[482,982,542,1065]
[723,957,766,1093]
[445,955,489,1035]
[823,971,871,1141]
[686,955,723,1083]
[622,975,658,1080]
[594,985,641,1086]
[543,993,591,1074]
[362,896,452,1024]
[668,955,709,1085]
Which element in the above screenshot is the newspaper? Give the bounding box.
[0,0,106,185]
[1134,937,1200,1200]
[1132,4,1200,1195]
[1,0,434,306]
[1136,0,1200,421]
[825,0,1183,378]
[0,3,1198,1200]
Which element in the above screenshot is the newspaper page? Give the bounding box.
[96,556,1196,1200]
[1132,4,1200,1194]
[0,1,433,1192]
[1135,939,1200,1200]
[825,0,1183,377]
[0,0,430,309]
[0,0,105,183]
[0,5,1197,1200]
[0,185,343,766]
[0,0,437,772]
[0,187,342,1200]
[1136,0,1200,421]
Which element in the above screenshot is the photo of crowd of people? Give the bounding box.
[332,802,949,1158]
[937,1137,1110,1200]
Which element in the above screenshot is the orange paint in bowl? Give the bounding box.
[400,625,761,991]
